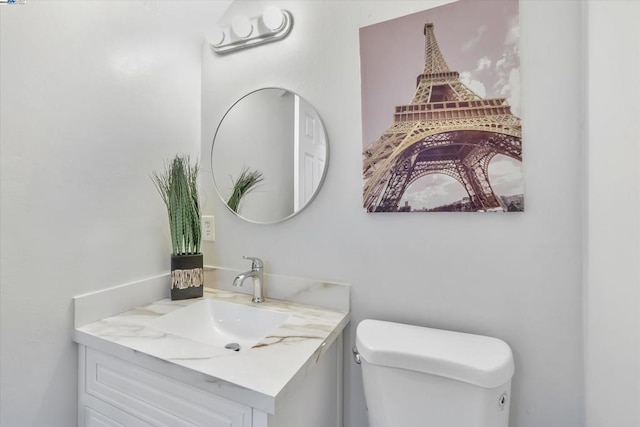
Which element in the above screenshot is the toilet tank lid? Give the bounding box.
[356,319,514,389]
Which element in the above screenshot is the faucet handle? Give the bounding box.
[242,256,264,270]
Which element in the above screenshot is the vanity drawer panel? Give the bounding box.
[84,407,124,427]
[83,405,152,427]
[84,348,252,427]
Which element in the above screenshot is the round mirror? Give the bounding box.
[211,88,329,224]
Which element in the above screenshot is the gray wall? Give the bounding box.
[584,2,640,426]
[202,1,584,427]
[0,2,229,426]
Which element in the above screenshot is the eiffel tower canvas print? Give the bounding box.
[361,0,523,213]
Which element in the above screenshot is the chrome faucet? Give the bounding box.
[233,256,265,303]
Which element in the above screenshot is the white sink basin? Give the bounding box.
[148,299,290,352]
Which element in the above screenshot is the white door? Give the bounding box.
[294,95,326,210]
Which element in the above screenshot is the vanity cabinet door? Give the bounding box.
[79,346,252,427]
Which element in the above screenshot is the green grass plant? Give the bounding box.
[151,155,201,256]
[227,167,264,214]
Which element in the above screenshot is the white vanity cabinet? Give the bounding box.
[78,346,253,427]
[74,283,349,427]
[77,336,343,427]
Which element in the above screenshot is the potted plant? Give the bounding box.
[151,155,203,300]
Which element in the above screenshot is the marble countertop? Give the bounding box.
[73,287,350,412]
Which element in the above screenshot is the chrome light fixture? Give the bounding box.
[211,6,293,55]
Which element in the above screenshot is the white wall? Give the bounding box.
[202,1,585,426]
[0,2,229,426]
[584,2,640,426]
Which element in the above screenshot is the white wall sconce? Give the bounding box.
[210,6,293,55]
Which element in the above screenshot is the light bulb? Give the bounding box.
[231,15,253,39]
[211,28,225,47]
[262,6,284,31]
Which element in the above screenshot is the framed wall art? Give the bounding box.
[361,0,523,213]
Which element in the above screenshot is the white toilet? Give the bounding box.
[354,319,514,427]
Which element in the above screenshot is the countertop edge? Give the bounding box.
[73,283,351,414]
[73,328,277,413]
[273,312,351,412]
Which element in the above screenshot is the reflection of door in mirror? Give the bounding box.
[294,95,326,210]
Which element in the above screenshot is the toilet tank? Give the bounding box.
[355,319,514,427]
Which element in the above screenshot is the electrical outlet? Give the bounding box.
[202,216,215,242]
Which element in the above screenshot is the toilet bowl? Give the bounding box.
[354,319,514,427]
